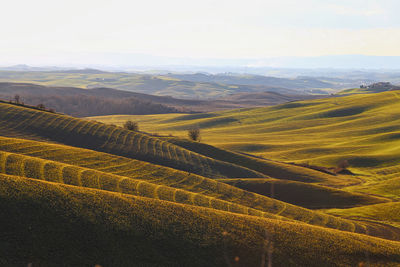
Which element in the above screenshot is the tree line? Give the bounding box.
[1,94,182,117]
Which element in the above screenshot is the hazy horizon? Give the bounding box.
[2,0,400,68]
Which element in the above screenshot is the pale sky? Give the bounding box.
[1,0,400,65]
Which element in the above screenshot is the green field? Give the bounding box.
[90,91,400,193]
[1,97,400,266]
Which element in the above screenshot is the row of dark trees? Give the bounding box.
[3,94,181,117]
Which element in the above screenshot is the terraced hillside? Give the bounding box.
[2,135,398,239]
[1,100,400,266]
[0,101,263,179]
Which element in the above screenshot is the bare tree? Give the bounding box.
[123,120,139,131]
[14,94,21,104]
[188,127,201,141]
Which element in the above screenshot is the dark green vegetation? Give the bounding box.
[339,82,400,95]
[1,100,400,266]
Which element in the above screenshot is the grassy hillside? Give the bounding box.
[0,101,264,179]
[2,174,400,266]
[2,136,394,238]
[165,138,360,187]
[326,202,400,228]
[219,178,386,209]
[338,82,400,95]
[93,91,400,198]
[2,99,400,265]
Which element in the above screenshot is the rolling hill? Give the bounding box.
[0,82,319,115]
[165,73,335,92]
[339,82,400,95]
[3,174,400,267]
[90,91,400,230]
[1,98,400,266]
[97,91,400,184]
[0,70,306,99]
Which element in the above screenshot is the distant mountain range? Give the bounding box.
[2,54,400,71]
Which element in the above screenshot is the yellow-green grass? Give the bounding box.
[326,202,400,228]
[0,148,282,221]
[90,91,400,198]
[165,138,360,187]
[6,103,397,237]
[346,177,400,200]
[1,140,391,238]
[1,174,400,267]
[219,178,387,209]
[0,102,264,179]
[338,86,398,95]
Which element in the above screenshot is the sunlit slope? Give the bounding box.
[94,91,400,186]
[1,137,393,238]
[327,202,400,228]
[0,136,283,220]
[347,176,400,200]
[0,150,285,221]
[166,138,359,186]
[219,178,386,209]
[2,174,400,267]
[0,102,263,179]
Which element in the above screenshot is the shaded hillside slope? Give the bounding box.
[0,82,318,114]
[0,82,184,116]
[219,178,386,209]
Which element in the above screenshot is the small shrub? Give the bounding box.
[188,127,201,142]
[337,160,350,169]
[334,160,350,174]
[123,120,139,131]
[36,103,46,110]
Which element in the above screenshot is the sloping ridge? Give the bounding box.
[0,102,263,179]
